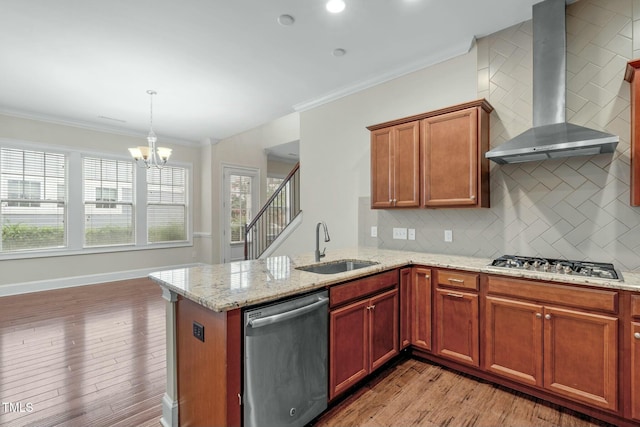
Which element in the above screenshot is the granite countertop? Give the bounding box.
[149,247,640,312]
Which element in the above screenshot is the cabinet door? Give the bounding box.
[369,288,399,372]
[412,267,432,351]
[543,307,618,411]
[371,128,394,208]
[422,107,478,207]
[370,122,419,209]
[392,122,420,207]
[434,288,479,367]
[399,268,412,350]
[485,296,543,387]
[632,322,640,420]
[329,299,369,400]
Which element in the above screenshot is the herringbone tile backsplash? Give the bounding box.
[364,0,640,271]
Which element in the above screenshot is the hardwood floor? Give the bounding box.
[314,358,615,427]
[0,278,165,427]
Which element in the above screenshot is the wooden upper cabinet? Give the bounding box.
[370,122,420,208]
[625,60,640,206]
[368,99,492,209]
[422,106,489,207]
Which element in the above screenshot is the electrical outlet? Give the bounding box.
[371,226,378,237]
[444,230,453,243]
[393,227,408,240]
[193,321,205,342]
[408,229,416,240]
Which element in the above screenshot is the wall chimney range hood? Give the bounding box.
[485,0,618,164]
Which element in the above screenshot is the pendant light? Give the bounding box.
[128,90,172,168]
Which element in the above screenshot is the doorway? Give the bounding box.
[222,165,259,263]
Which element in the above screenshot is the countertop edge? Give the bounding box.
[148,248,640,313]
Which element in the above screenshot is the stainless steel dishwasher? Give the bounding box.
[244,289,328,427]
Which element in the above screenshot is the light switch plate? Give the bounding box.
[444,230,453,242]
[393,227,408,240]
[408,229,416,240]
[371,226,378,237]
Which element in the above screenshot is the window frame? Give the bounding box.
[0,138,193,260]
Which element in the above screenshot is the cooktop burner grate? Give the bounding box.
[489,255,620,280]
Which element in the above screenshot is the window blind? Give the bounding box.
[83,157,134,247]
[147,166,187,243]
[0,148,66,252]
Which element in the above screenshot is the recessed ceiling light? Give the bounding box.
[326,0,346,13]
[332,48,346,57]
[277,14,295,26]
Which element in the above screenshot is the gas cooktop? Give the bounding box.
[489,255,621,281]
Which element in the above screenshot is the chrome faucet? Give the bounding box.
[315,221,330,262]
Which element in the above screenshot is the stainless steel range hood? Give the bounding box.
[485,0,618,164]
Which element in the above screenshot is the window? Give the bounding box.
[0,142,191,258]
[147,166,187,243]
[83,157,134,247]
[0,148,66,252]
[229,174,253,243]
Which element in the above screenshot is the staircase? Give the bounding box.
[244,162,300,260]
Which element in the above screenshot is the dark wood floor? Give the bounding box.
[0,278,165,427]
[314,358,615,427]
[0,280,618,427]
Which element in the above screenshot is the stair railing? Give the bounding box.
[244,162,300,260]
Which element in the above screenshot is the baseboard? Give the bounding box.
[160,393,179,427]
[0,263,203,297]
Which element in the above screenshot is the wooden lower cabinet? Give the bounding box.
[329,288,398,400]
[485,296,543,387]
[434,287,479,367]
[399,268,412,349]
[411,267,432,351]
[632,322,640,420]
[544,307,618,411]
[485,295,618,412]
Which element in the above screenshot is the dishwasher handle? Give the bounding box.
[248,296,329,328]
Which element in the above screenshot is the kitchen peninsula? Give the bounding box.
[150,247,640,427]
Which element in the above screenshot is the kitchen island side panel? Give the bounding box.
[176,297,241,427]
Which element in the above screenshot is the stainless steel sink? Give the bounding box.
[295,259,379,275]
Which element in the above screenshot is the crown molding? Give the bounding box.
[293,37,474,112]
[0,108,201,148]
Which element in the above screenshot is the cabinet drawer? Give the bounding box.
[632,294,640,318]
[437,270,479,291]
[487,276,618,314]
[330,270,398,308]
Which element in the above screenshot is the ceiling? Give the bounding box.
[0,0,543,145]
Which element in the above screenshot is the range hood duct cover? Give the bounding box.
[485,0,618,164]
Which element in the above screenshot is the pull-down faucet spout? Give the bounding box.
[315,222,330,262]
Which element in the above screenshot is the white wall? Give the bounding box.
[0,113,202,290]
[273,48,479,257]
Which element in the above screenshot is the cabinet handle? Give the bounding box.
[470,195,476,200]
[535,313,542,319]
[635,332,640,340]
[424,274,430,279]
[446,292,464,298]
[545,314,551,320]
[448,278,464,283]
[367,305,376,310]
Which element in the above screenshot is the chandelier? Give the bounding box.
[128,90,172,168]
